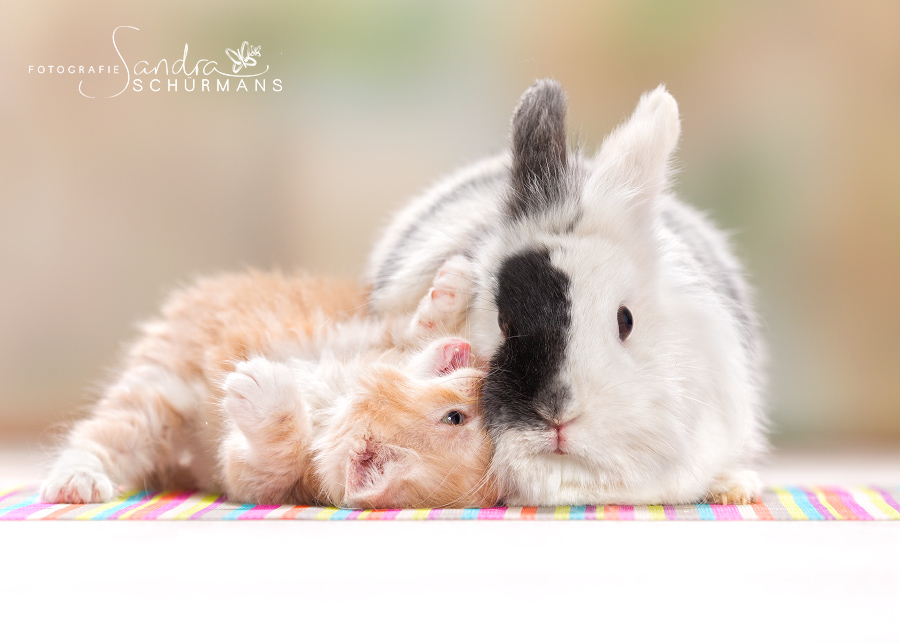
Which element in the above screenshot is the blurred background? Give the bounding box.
[1,0,898,452]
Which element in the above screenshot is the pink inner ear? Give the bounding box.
[347,442,393,495]
[438,340,471,375]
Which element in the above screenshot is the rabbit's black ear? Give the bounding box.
[507,79,569,220]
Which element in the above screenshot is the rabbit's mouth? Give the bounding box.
[548,417,579,455]
[495,417,583,457]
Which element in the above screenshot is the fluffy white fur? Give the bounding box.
[367,84,767,505]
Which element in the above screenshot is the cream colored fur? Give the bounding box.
[41,271,498,508]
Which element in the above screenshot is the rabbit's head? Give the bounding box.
[458,81,753,505]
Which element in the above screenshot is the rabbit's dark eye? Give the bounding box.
[617,306,633,341]
[440,410,466,426]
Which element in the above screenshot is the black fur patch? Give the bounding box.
[507,79,569,220]
[483,249,571,432]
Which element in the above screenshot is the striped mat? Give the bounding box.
[1,485,898,521]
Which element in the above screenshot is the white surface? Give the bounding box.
[2,446,899,642]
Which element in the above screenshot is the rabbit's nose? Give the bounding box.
[546,415,579,436]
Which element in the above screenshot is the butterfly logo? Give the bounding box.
[225,41,262,74]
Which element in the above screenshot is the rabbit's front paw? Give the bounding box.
[40,449,117,504]
[411,255,473,337]
[223,358,298,437]
[705,469,762,505]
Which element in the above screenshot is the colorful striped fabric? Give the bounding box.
[2,486,898,521]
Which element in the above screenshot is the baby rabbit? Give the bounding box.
[367,80,767,506]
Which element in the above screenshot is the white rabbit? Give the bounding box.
[367,80,767,506]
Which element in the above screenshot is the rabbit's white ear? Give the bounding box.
[583,86,680,235]
[506,79,570,220]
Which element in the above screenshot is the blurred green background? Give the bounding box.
[1,0,898,448]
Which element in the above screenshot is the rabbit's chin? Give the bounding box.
[490,432,709,507]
